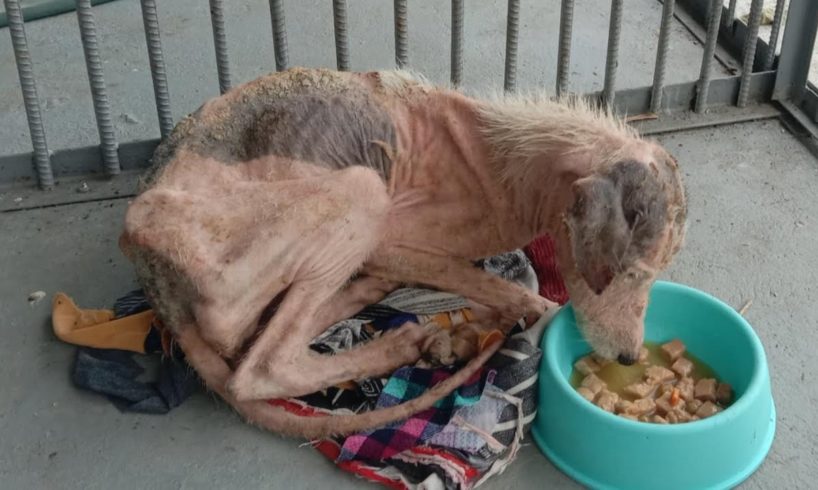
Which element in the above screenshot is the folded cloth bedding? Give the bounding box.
[51,242,569,489]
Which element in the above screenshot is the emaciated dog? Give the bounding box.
[119,68,687,438]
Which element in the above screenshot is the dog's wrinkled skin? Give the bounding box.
[119,68,686,438]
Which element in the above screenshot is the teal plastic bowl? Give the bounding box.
[531,281,776,490]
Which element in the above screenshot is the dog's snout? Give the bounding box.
[617,353,636,366]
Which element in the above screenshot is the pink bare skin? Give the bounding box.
[119,68,686,438]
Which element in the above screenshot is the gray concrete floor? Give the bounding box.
[2,0,818,489]
[1,117,817,489]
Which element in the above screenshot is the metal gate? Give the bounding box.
[2,0,817,190]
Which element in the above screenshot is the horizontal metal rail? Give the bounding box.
[0,73,777,185]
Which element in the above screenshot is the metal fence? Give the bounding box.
[2,0,817,190]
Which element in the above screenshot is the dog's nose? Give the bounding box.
[617,353,636,366]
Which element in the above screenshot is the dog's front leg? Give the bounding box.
[364,247,558,328]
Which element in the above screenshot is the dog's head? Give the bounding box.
[558,142,686,364]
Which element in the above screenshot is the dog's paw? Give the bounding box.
[522,293,558,327]
[419,328,456,367]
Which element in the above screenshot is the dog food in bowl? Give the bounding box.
[569,339,733,424]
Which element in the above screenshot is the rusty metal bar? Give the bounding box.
[556,0,575,96]
[504,0,520,92]
[762,0,787,71]
[650,0,675,113]
[269,0,289,71]
[3,0,54,189]
[332,0,350,71]
[602,0,624,106]
[209,0,231,93]
[695,0,723,113]
[451,0,463,86]
[394,0,408,68]
[737,0,764,107]
[139,0,173,138]
[75,0,120,176]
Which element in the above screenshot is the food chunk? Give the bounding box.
[686,399,703,415]
[645,365,676,384]
[574,355,601,376]
[657,383,675,397]
[694,378,718,402]
[595,390,619,413]
[624,382,655,399]
[655,392,686,416]
[655,393,673,416]
[638,346,649,363]
[615,399,633,414]
[624,398,656,416]
[695,401,721,419]
[666,408,692,423]
[716,383,733,405]
[671,357,694,377]
[651,415,669,424]
[577,387,596,402]
[581,373,606,395]
[677,377,695,402]
[661,339,686,361]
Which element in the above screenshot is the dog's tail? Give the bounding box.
[174,324,503,439]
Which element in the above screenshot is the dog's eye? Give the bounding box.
[625,271,643,282]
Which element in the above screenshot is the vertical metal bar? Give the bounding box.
[394,0,408,68]
[761,0,787,71]
[650,0,675,113]
[3,0,54,189]
[268,0,289,71]
[602,0,624,106]
[140,0,173,139]
[556,0,575,96]
[332,0,350,71]
[451,0,464,86]
[503,0,520,92]
[724,0,738,29]
[694,0,723,113]
[737,0,764,107]
[772,0,818,102]
[75,0,119,176]
[209,0,231,94]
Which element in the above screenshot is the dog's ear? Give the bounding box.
[565,160,668,294]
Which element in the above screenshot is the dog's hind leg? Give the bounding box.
[222,166,425,401]
[228,283,431,401]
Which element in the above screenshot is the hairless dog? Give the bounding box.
[119,68,687,438]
